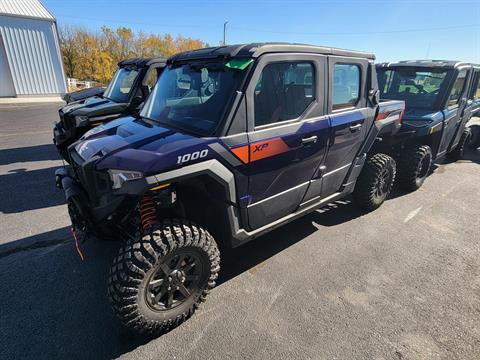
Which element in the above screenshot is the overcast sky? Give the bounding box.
[44,0,480,63]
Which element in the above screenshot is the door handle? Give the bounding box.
[349,124,362,132]
[301,135,318,145]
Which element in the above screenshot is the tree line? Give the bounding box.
[59,25,209,85]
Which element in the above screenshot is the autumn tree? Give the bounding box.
[59,25,208,86]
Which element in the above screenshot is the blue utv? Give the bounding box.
[55,43,404,335]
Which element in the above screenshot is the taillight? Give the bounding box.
[375,112,387,121]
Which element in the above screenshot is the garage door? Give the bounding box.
[0,35,15,97]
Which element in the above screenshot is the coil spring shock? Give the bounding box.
[139,192,158,230]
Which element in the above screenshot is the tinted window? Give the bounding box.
[378,68,449,110]
[254,62,315,126]
[103,68,139,103]
[476,76,480,100]
[141,62,243,135]
[144,67,159,90]
[448,70,467,106]
[332,64,360,110]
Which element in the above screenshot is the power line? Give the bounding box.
[230,23,480,36]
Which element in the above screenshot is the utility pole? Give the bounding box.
[223,20,228,45]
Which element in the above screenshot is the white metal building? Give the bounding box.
[0,0,66,97]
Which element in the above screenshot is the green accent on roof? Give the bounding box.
[225,58,254,70]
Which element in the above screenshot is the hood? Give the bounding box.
[61,96,128,118]
[75,117,215,175]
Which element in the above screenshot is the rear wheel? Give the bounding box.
[447,127,471,161]
[108,219,220,335]
[468,125,480,149]
[353,153,396,212]
[397,145,432,192]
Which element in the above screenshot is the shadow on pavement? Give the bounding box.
[0,144,60,166]
[0,227,70,256]
[0,166,65,213]
[0,199,364,359]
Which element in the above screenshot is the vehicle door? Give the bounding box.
[243,54,330,230]
[321,56,373,197]
[437,67,469,155]
[448,67,475,150]
[471,68,480,116]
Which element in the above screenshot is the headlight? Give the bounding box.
[108,169,143,189]
[75,115,89,126]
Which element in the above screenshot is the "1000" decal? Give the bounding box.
[177,149,209,165]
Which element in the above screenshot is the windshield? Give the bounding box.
[140,62,244,135]
[378,68,450,109]
[103,67,140,103]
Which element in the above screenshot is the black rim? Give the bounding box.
[374,167,392,200]
[417,155,430,181]
[145,249,204,311]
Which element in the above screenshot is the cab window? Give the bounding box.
[475,74,480,100]
[332,64,360,110]
[144,67,159,90]
[254,62,315,127]
[448,70,467,106]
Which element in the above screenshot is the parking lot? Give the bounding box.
[0,102,479,359]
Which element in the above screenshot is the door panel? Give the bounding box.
[246,117,330,229]
[449,100,473,150]
[244,53,329,230]
[321,57,371,197]
[438,68,471,155]
[437,109,458,156]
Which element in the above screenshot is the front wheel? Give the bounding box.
[108,220,220,335]
[353,153,396,212]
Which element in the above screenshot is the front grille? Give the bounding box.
[59,110,75,130]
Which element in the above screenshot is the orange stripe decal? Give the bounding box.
[250,138,290,162]
[231,145,250,164]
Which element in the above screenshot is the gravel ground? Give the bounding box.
[0,103,479,360]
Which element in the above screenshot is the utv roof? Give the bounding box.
[376,60,471,69]
[168,43,375,63]
[118,57,167,68]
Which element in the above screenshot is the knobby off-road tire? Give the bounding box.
[468,125,480,149]
[108,219,220,335]
[353,153,396,212]
[397,145,432,192]
[447,127,471,161]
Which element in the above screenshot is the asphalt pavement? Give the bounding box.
[0,103,479,359]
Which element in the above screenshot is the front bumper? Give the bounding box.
[55,164,129,227]
[55,168,92,228]
[53,122,70,146]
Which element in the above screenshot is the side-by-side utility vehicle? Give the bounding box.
[54,57,166,161]
[467,64,480,148]
[63,86,106,104]
[376,60,476,191]
[55,43,404,335]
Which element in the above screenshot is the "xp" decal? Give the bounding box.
[253,143,269,153]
